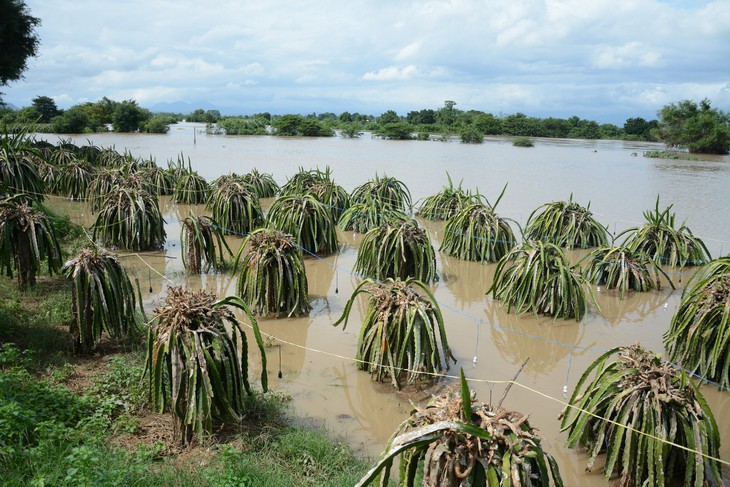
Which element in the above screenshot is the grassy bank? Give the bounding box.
[0,274,372,486]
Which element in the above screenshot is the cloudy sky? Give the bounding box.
[5,0,730,123]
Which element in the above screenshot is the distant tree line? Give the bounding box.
[0,96,175,133]
[1,97,727,153]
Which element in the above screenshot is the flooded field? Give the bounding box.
[41,124,730,485]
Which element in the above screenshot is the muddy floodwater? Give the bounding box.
[40,124,730,485]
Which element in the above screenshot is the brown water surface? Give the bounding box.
[43,125,730,485]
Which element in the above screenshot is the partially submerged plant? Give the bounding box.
[337,199,409,234]
[489,240,593,320]
[524,195,608,249]
[266,194,338,256]
[86,169,124,211]
[560,344,721,487]
[233,227,311,317]
[618,196,710,267]
[0,197,62,290]
[54,160,95,200]
[664,256,730,388]
[580,246,674,298]
[173,166,208,204]
[416,173,476,221]
[280,167,349,219]
[146,287,268,446]
[280,166,332,195]
[180,213,232,274]
[334,278,454,390]
[355,218,437,283]
[357,369,563,486]
[440,187,516,262]
[63,249,139,353]
[206,179,263,235]
[241,168,279,198]
[92,187,166,250]
[141,165,175,195]
[350,174,412,212]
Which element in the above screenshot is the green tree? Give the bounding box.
[657,98,730,154]
[51,106,92,133]
[0,0,40,89]
[378,110,401,124]
[31,96,60,123]
[111,99,149,132]
[623,117,657,140]
[376,122,413,140]
[271,114,302,135]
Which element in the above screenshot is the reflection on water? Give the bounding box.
[438,254,493,306]
[42,128,730,485]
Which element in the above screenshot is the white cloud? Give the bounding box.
[395,41,422,61]
[3,0,727,122]
[592,42,662,69]
[363,65,419,81]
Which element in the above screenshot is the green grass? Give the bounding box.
[0,273,373,486]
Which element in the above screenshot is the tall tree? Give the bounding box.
[111,99,149,132]
[0,0,41,89]
[658,98,730,154]
[31,96,59,123]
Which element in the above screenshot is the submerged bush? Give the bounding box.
[233,228,310,317]
[358,369,562,485]
[440,202,516,262]
[334,278,454,390]
[416,173,476,221]
[92,187,166,251]
[267,194,338,256]
[206,179,263,235]
[560,344,721,487]
[664,256,730,388]
[489,241,593,320]
[350,174,412,212]
[581,246,673,298]
[180,213,231,273]
[618,197,710,267]
[355,218,437,283]
[525,195,608,249]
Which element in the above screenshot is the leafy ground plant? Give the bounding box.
[63,249,139,353]
[54,161,95,201]
[489,240,593,320]
[416,173,476,221]
[146,286,268,446]
[334,277,454,390]
[618,196,710,267]
[355,218,438,283]
[664,256,730,388]
[0,197,62,290]
[180,213,232,273]
[560,344,722,487]
[524,195,608,249]
[580,245,674,298]
[233,227,311,317]
[357,369,563,486]
[267,194,338,256]
[92,187,166,251]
